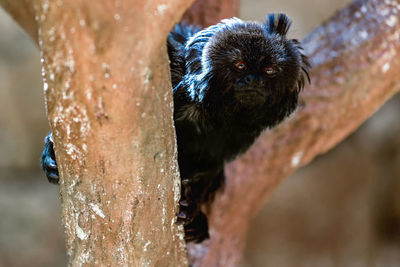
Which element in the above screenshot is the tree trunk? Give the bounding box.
[0,0,193,266]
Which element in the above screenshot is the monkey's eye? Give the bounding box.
[264,66,278,76]
[235,61,246,70]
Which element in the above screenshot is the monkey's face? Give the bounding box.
[204,23,307,109]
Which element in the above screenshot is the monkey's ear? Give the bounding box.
[264,13,292,36]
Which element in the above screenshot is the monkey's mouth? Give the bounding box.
[236,89,265,96]
[234,88,267,106]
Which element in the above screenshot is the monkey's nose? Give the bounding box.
[244,74,264,87]
[244,74,255,85]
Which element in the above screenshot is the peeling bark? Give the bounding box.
[1,0,194,266]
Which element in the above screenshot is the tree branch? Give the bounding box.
[189,0,400,266]
[0,0,38,43]
[182,0,239,27]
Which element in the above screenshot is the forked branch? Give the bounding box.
[192,0,400,266]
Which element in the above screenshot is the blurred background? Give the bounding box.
[0,0,399,266]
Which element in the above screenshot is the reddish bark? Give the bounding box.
[182,0,239,27]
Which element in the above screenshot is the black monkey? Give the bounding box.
[41,14,310,243]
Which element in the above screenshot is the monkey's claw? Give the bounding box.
[177,198,198,226]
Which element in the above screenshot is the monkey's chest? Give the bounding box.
[176,122,257,177]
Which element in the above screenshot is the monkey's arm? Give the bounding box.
[41,132,59,184]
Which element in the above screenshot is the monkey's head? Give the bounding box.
[185,14,310,116]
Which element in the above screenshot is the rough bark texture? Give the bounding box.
[187,0,400,266]
[0,0,194,266]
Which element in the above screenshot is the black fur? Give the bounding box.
[41,14,310,243]
[169,14,310,242]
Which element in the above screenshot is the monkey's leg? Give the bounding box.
[183,210,210,243]
[200,168,225,204]
[177,176,209,243]
[41,132,59,184]
[178,169,224,243]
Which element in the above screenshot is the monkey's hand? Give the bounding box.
[41,132,59,184]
